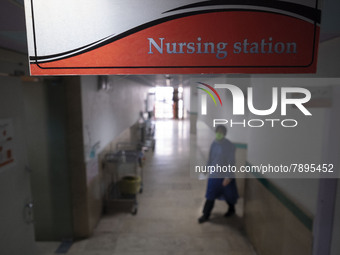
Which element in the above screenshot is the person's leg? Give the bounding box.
[198,199,215,223]
[223,179,238,217]
[224,201,235,217]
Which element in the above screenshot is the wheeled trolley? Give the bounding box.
[141,118,156,152]
[104,143,143,215]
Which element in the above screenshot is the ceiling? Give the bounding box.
[0,0,26,53]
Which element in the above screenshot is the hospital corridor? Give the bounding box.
[1,72,340,255]
[1,0,340,251]
[34,119,254,255]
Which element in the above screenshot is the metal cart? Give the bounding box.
[141,119,156,152]
[104,143,143,215]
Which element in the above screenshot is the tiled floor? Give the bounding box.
[37,119,256,255]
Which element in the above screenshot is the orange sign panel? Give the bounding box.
[24,0,322,75]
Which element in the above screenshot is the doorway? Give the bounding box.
[153,86,184,120]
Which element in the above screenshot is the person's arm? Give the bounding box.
[222,178,231,186]
[206,142,214,166]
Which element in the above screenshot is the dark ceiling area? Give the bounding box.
[0,0,27,53]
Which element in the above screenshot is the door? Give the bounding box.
[0,77,37,255]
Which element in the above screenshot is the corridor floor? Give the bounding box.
[38,120,256,255]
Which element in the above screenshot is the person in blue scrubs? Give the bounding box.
[198,125,239,223]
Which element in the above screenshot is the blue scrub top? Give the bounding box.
[205,138,239,203]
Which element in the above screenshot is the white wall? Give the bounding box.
[331,182,340,255]
[316,37,340,76]
[0,77,37,255]
[324,87,340,255]
[247,78,333,166]
[190,73,339,215]
[186,38,340,219]
[189,76,333,215]
[81,76,149,160]
[247,78,340,215]
[183,86,191,114]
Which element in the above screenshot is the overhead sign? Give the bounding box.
[24,0,322,75]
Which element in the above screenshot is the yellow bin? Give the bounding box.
[119,176,141,195]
